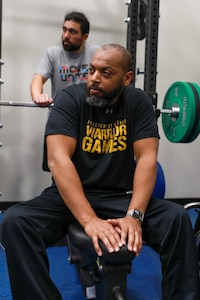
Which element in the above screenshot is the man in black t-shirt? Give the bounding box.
[1,44,199,300]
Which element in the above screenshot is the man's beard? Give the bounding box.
[62,40,81,52]
[86,85,123,108]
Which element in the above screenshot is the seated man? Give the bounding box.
[1,44,199,300]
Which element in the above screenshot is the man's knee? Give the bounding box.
[175,203,191,222]
[168,202,194,234]
[1,204,25,246]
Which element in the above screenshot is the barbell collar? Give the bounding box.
[124,17,130,23]
[0,101,54,108]
[160,106,180,118]
[125,0,131,5]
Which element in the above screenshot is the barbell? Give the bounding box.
[0,101,54,108]
[0,81,199,143]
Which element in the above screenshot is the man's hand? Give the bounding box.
[84,216,142,257]
[107,216,143,257]
[84,218,123,256]
[34,94,53,107]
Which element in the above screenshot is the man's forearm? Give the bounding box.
[30,74,44,102]
[48,150,98,227]
[128,157,157,214]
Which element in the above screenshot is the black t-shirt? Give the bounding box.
[46,83,159,194]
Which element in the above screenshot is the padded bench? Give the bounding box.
[67,222,135,300]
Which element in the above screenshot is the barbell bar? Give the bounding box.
[0,100,180,113]
[0,100,180,117]
[0,81,199,144]
[0,101,54,108]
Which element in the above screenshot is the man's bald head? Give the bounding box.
[96,44,132,73]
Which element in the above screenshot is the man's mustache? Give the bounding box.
[63,38,70,43]
[88,84,103,93]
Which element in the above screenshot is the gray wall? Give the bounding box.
[0,0,200,201]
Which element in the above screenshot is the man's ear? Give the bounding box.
[82,33,89,41]
[123,71,133,86]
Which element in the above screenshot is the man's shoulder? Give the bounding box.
[46,44,63,54]
[122,85,152,108]
[87,44,99,50]
[55,83,87,108]
[124,84,149,98]
[84,44,99,54]
[123,84,138,97]
[65,82,87,94]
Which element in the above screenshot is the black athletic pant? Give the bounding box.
[1,185,199,300]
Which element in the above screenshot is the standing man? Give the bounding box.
[1,44,199,300]
[30,11,98,106]
[30,11,99,170]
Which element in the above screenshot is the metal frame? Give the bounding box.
[126,0,160,107]
[0,0,2,97]
[126,0,139,86]
[0,0,2,197]
[144,0,160,108]
[0,0,2,83]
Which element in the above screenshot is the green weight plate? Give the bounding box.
[183,82,200,143]
[162,81,196,143]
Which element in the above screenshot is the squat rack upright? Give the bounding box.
[0,0,2,197]
[126,0,160,109]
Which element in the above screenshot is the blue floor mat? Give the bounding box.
[0,244,161,300]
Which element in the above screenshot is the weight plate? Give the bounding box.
[162,82,196,143]
[183,82,200,143]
